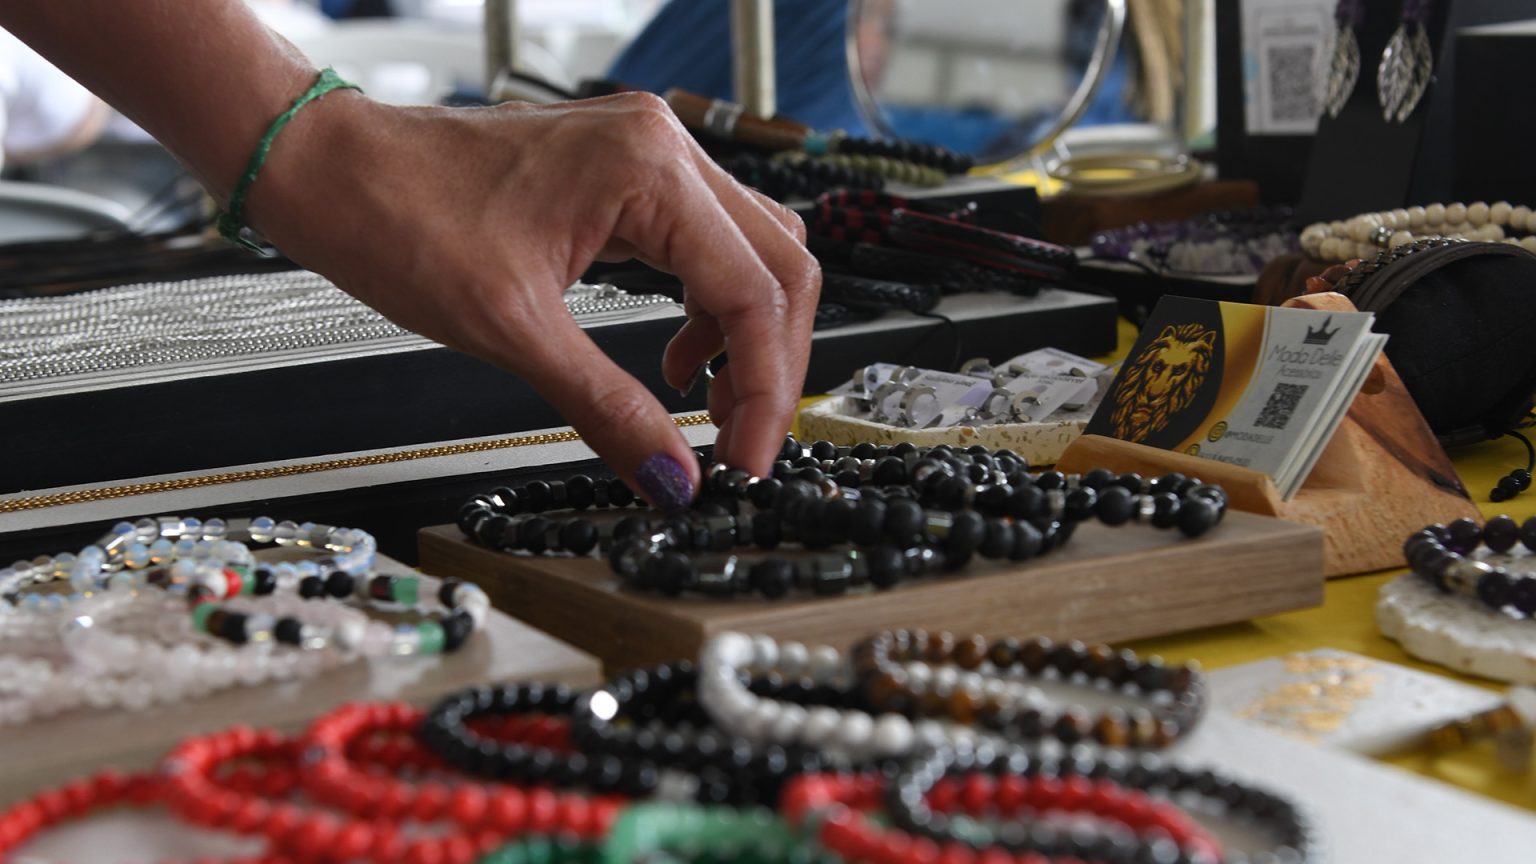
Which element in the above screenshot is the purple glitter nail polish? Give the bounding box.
[635,453,695,514]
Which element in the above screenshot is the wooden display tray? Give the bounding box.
[0,549,602,805]
[418,511,1324,672]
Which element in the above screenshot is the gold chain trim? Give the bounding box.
[1,414,714,514]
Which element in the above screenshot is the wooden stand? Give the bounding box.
[418,510,1323,672]
[1056,293,1479,578]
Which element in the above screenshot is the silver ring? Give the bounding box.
[702,98,745,138]
[978,387,1012,420]
[869,381,910,424]
[1010,390,1041,422]
[897,385,938,428]
[888,366,923,384]
[958,357,994,379]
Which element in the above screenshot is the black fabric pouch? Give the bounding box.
[1336,239,1536,445]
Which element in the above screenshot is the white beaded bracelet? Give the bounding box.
[696,631,987,761]
[1301,201,1536,263]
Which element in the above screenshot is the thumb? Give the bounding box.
[518,304,701,514]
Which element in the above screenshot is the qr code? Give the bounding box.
[1256,383,1308,430]
[1266,44,1319,123]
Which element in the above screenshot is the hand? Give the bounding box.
[246,91,820,510]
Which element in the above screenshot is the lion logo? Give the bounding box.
[1111,323,1216,443]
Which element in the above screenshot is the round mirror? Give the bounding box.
[846,0,1126,168]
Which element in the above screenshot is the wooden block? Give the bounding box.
[418,512,1324,672]
[0,550,601,804]
[1058,292,1480,578]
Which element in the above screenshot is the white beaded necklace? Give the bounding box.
[1301,201,1536,263]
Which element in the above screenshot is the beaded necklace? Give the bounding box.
[1300,201,1536,263]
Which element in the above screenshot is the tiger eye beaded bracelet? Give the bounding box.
[1403,516,1536,619]
[849,630,1207,749]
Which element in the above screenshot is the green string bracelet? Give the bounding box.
[217,67,361,251]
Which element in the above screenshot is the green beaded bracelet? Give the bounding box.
[218,67,361,251]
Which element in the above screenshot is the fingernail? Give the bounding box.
[678,364,705,399]
[635,453,695,514]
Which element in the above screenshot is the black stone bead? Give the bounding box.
[867,546,904,589]
[1149,473,1188,496]
[476,513,513,548]
[849,499,887,547]
[611,516,650,545]
[1478,570,1513,610]
[1081,468,1116,491]
[934,475,972,510]
[608,478,636,507]
[811,440,837,461]
[1064,487,1097,521]
[1010,521,1044,560]
[1521,517,1536,552]
[752,511,781,550]
[1035,471,1066,490]
[1176,498,1220,538]
[520,517,550,554]
[523,480,552,511]
[1008,484,1049,520]
[252,567,276,596]
[298,575,325,599]
[567,475,595,509]
[851,442,878,459]
[547,480,569,508]
[1096,486,1135,526]
[656,552,692,597]
[1512,578,1536,617]
[751,558,793,599]
[824,498,857,541]
[559,519,599,556]
[442,610,475,651]
[872,456,908,486]
[944,511,986,567]
[1483,515,1520,553]
[489,487,519,512]
[980,520,1013,559]
[218,612,249,644]
[834,470,861,488]
[796,466,826,485]
[975,483,1011,514]
[748,477,782,510]
[884,497,925,544]
[457,502,491,538]
[890,441,918,457]
[1113,472,1145,493]
[1446,517,1482,554]
[274,617,304,646]
[325,570,354,598]
[1149,493,1181,528]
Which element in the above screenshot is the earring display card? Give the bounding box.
[1207,648,1503,756]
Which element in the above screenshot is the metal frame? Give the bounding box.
[844,0,1127,168]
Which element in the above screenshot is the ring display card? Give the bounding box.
[1083,296,1386,499]
[1208,649,1503,756]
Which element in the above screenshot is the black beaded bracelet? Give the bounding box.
[568,661,863,806]
[889,746,1317,864]
[1403,515,1536,618]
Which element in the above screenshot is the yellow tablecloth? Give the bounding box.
[802,318,1536,812]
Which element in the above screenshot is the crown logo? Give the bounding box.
[1303,316,1340,346]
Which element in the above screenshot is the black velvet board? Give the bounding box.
[1296,0,1533,222]
[0,455,628,567]
[0,314,703,496]
[1454,23,1536,205]
[1,290,1115,498]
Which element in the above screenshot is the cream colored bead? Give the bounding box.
[1425,203,1446,224]
[1525,209,1536,233]
[1330,220,1348,237]
[1407,205,1427,228]
[1513,206,1532,231]
[1319,237,1341,261]
[1491,201,1513,225]
[1504,237,1522,246]
[1389,230,1414,249]
[1357,241,1378,260]
[1347,216,1369,242]
[1446,202,1468,223]
[1522,235,1536,254]
[1480,223,1506,241]
[1467,201,1490,226]
[1300,224,1327,256]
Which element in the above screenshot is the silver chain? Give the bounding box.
[0,271,675,385]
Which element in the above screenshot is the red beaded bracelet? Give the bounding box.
[298,701,622,836]
[0,769,288,864]
[782,772,1221,864]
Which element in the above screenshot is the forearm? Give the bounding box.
[0,1,319,204]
